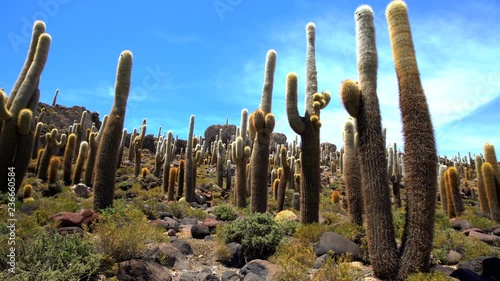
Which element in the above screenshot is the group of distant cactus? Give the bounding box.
[3,2,500,280]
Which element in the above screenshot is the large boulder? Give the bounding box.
[204,124,237,152]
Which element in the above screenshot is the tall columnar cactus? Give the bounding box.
[93,51,133,211]
[31,121,44,160]
[387,1,438,278]
[185,115,196,202]
[167,167,177,201]
[389,143,402,208]
[72,141,88,185]
[231,109,251,208]
[285,23,331,223]
[339,6,398,279]
[37,129,67,181]
[134,145,141,178]
[343,119,363,225]
[128,127,137,161]
[84,132,97,186]
[475,155,488,213]
[116,129,128,169]
[176,159,185,200]
[276,146,290,212]
[249,50,276,214]
[482,162,500,221]
[162,131,174,193]
[444,168,456,218]
[483,143,500,202]
[445,166,464,217]
[63,133,77,185]
[48,156,61,194]
[216,140,225,188]
[0,21,50,193]
[438,165,448,214]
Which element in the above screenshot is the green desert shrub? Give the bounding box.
[211,204,238,221]
[270,239,316,281]
[312,255,363,281]
[407,272,452,281]
[216,212,287,261]
[0,232,102,281]
[92,200,168,263]
[293,223,328,244]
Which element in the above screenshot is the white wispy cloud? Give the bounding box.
[218,2,500,157]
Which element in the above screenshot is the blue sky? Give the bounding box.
[2,0,499,158]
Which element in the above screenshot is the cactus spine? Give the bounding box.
[93,51,133,211]
[285,23,331,223]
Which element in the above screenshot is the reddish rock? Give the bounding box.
[202,218,220,229]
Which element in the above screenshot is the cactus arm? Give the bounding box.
[7,21,46,108]
[285,73,305,135]
[0,90,12,121]
[260,50,276,114]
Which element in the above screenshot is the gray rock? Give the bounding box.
[117,259,172,281]
[221,270,239,281]
[71,183,91,198]
[239,259,278,280]
[446,250,463,265]
[451,219,471,231]
[468,230,500,245]
[181,217,199,226]
[171,239,194,255]
[314,232,362,260]
[191,224,211,239]
[314,254,329,269]
[143,243,191,270]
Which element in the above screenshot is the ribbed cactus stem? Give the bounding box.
[343,119,363,225]
[162,131,174,193]
[93,51,132,211]
[185,115,196,202]
[483,162,500,221]
[84,132,97,186]
[72,141,88,185]
[277,146,290,212]
[0,26,50,193]
[285,22,330,224]
[117,129,128,169]
[63,133,77,185]
[387,1,438,277]
[438,165,448,214]
[475,155,488,213]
